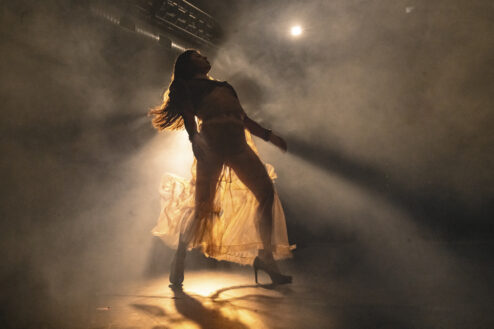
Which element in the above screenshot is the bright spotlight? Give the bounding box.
[290,25,302,37]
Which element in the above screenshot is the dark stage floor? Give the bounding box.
[86,241,494,329]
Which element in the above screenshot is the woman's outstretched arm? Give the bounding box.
[243,115,288,152]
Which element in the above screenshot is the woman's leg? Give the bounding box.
[228,146,292,284]
[183,155,224,245]
[170,154,223,286]
[227,147,275,255]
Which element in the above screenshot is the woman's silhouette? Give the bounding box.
[149,50,293,286]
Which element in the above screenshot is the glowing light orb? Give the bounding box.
[290,25,302,37]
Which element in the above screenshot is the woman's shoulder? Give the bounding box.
[187,77,225,84]
[186,78,233,92]
[184,78,238,98]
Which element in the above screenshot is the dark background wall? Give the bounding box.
[0,0,493,328]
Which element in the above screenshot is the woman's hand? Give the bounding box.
[269,133,288,152]
[190,134,209,161]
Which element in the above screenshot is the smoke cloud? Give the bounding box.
[0,0,493,328]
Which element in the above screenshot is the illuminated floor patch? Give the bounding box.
[88,270,294,329]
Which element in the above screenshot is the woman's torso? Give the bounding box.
[186,78,245,122]
[186,78,247,156]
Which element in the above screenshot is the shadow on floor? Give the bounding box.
[128,282,293,329]
[170,285,250,329]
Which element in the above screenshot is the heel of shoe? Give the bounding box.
[253,256,292,285]
[253,257,260,284]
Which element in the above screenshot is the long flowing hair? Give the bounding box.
[148,50,199,131]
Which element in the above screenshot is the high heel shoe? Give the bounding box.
[169,255,184,286]
[253,256,292,285]
[169,247,186,286]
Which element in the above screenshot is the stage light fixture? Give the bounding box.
[90,1,222,52]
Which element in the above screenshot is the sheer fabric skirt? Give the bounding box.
[152,120,294,265]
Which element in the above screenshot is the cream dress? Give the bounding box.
[152,80,294,265]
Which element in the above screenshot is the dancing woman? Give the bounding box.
[149,50,293,286]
